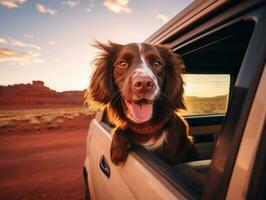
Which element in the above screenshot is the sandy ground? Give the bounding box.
[0,129,88,200]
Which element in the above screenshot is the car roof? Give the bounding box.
[145,0,264,45]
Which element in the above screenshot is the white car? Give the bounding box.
[83,0,266,199]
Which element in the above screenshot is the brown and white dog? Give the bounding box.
[86,41,198,166]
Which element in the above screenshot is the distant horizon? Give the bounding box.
[0,79,85,92]
[0,77,229,98]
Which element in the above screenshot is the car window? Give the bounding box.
[181,74,230,116]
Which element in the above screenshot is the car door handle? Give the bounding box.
[99,155,111,178]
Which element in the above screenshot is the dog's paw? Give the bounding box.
[110,145,128,166]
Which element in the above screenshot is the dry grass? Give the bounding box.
[0,107,94,131]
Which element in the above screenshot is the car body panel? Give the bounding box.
[84,119,188,200]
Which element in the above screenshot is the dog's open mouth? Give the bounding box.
[124,98,153,123]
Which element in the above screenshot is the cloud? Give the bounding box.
[0,37,41,51]
[24,34,34,39]
[36,3,58,16]
[156,14,169,23]
[8,38,42,51]
[0,37,43,65]
[103,0,131,13]
[0,0,26,8]
[49,40,55,45]
[85,8,91,12]
[0,48,43,65]
[0,38,7,45]
[63,0,79,8]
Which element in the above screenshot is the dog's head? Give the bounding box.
[86,42,185,127]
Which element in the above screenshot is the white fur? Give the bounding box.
[141,130,168,150]
[135,43,159,100]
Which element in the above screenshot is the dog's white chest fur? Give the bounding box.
[141,130,168,150]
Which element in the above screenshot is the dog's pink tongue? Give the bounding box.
[127,103,153,123]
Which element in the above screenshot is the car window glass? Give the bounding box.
[181,74,230,116]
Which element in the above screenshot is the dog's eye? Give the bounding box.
[118,60,128,69]
[153,61,162,69]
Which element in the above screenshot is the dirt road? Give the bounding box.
[0,129,88,200]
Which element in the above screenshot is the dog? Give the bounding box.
[86,41,198,166]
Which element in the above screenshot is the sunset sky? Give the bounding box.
[0,0,194,92]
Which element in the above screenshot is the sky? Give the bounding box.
[0,0,194,92]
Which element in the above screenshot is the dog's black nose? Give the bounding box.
[132,76,154,93]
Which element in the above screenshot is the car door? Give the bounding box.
[84,113,135,200]
[84,112,189,200]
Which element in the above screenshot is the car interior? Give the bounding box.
[100,19,255,199]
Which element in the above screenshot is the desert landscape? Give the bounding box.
[0,80,228,200]
[0,81,94,134]
[0,81,94,200]
[0,80,228,135]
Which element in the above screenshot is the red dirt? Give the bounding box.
[0,129,89,200]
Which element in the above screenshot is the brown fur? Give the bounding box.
[86,41,198,166]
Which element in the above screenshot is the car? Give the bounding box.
[83,0,266,199]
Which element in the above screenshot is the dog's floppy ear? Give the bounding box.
[85,41,122,109]
[156,45,186,110]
